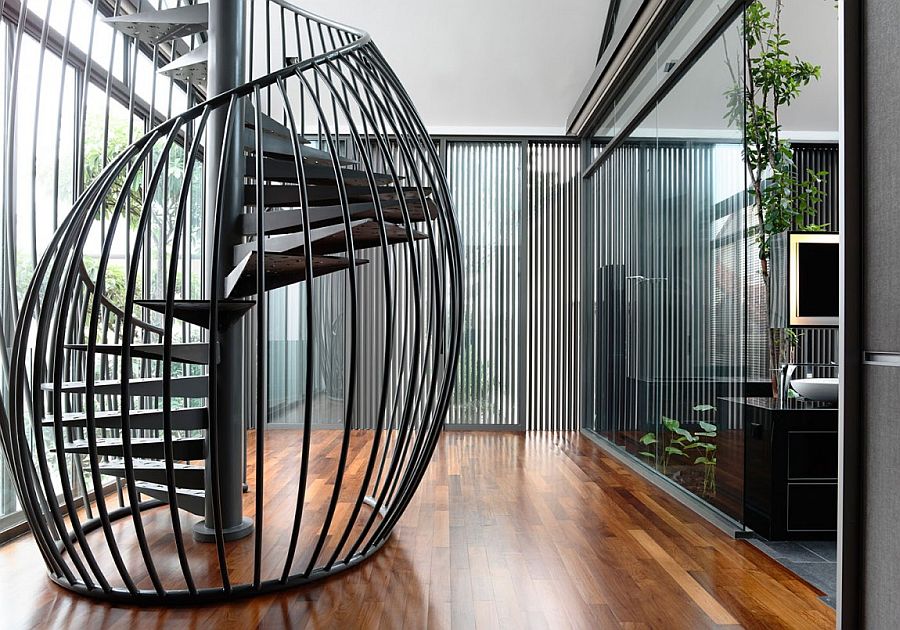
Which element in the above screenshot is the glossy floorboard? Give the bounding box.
[0,431,834,629]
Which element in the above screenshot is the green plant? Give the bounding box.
[685,405,718,497]
[728,1,830,395]
[640,404,719,497]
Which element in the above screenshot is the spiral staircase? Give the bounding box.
[1,0,461,604]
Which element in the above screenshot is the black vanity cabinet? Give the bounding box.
[740,397,838,541]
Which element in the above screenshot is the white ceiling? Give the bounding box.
[296,0,837,138]
[298,0,610,135]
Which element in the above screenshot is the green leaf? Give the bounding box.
[673,427,697,442]
[639,451,656,460]
[693,404,716,412]
[639,433,658,446]
[665,446,685,457]
[661,416,680,432]
[694,457,710,465]
[698,420,717,433]
[694,431,717,438]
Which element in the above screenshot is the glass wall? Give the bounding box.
[584,6,748,521]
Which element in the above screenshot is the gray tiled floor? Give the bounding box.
[747,538,837,608]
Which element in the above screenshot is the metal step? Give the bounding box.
[243,183,431,208]
[41,374,207,397]
[104,4,209,45]
[245,157,400,187]
[135,481,206,517]
[99,459,205,490]
[135,299,254,330]
[241,129,355,165]
[52,436,205,460]
[159,42,207,84]
[42,406,208,431]
[243,105,309,145]
[240,198,439,235]
[225,253,369,299]
[65,342,212,365]
[233,219,427,262]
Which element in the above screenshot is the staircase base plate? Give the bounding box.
[192,517,254,543]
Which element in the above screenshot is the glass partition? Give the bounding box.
[585,8,747,521]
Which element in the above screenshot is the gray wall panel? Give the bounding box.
[860,0,900,626]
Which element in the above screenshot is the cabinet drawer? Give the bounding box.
[787,483,838,532]
[788,431,838,480]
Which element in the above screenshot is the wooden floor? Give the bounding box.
[0,431,835,629]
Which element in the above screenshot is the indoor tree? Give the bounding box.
[727,0,830,395]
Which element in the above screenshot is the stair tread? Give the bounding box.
[234,219,426,262]
[52,436,205,459]
[245,157,399,186]
[243,183,431,208]
[99,458,206,490]
[241,198,439,235]
[100,458,203,470]
[65,342,211,365]
[41,374,207,397]
[242,130,356,165]
[135,481,205,499]
[42,406,208,429]
[61,436,204,448]
[135,299,254,330]
[243,104,310,145]
[159,42,207,83]
[134,481,205,516]
[104,4,208,44]
[225,253,368,299]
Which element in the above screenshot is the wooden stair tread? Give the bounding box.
[225,253,369,299]
[245,157,399,186]
[240,198,439,235]
[234,219,427,262]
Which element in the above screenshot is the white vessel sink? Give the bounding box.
[791,377,839,403]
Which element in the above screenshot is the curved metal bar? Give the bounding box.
[304,61,399,570]
[251,85,266,589]
[273,76,316,584]
[291,68,360,578]
[160,109,212,595]
[119,121,189,597]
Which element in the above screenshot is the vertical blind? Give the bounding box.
[257,139,584,432]
[445,142,522,427]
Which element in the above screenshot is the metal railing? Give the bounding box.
[1,0,462,604]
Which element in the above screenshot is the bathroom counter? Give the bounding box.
[723,397,838,541]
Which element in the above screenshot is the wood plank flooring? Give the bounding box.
[0,431,835,629]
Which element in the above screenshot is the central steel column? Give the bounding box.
[194,0,253,542]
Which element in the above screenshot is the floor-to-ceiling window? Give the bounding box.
[0,0,203,539]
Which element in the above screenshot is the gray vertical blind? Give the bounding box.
[445,141,522,427]
[525,142,581,431]
[254,138,586,432]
